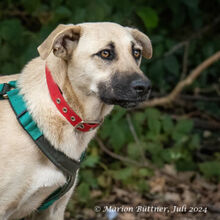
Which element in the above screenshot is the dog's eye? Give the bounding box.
[98,49,114,60]
[133,49,141,60]
[101,50,110,58]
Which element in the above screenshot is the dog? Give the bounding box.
[0,22,152,220]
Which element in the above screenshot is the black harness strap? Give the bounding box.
[35,135,80,177]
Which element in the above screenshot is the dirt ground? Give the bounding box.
[65,165,220,220]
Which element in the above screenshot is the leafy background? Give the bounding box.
[0,0,220,219]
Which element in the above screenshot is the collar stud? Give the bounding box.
[56,98,61,104]
[62,107,67,113]
[71,116,76,121]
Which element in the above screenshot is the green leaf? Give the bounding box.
[81,155,99,168]
[148,59,171,92]
[148,60,164,83]
[136,7,159,29]
[154,43,165,57]
[113,167,133,180]
[86,0,111,21]
[162,115,174,134]
[176,159,197,171]
[138,168,152,177]
[173,134,189,146]
[145,108,161,120]
[99,118,112,139]
[199,161,220,179]
[127,142,141,160]
[169,150,182,160]
[80,170,98,188]
[0,19,23,43]
[97,175,109,188]
[147,117,161,135]
[1,62,19,75]
[77,182,90,202]
[163,55,179,75]
[109,120,129,151]
[146,109,161,135]
[137,179,149,193]
[172,131,185,143]
[181,0,199,9]
[161,149,171,162]
[145,130,159,141]
[175,119,194,134]
[132,112,146,126]
[145,142,163,155]
[0,44,10,62]
[21,0,41,12]
[132,112,146,136]
[188,134,200,150]
[54,6,72,20]
[112,108,126,123]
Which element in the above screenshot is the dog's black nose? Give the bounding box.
[131,79,152,96]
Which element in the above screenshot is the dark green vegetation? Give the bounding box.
[1,0,220,214]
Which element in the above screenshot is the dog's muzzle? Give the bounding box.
[98,72,152,108]
[130,78,151,98]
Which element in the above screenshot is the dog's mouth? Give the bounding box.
[100,96,149,108]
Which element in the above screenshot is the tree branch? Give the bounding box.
[164,15,220,57]
[95,137,195,185]
[138,51,220,108]
[181,41,190,80]
[95,137,144,167]
[126,113,146,163]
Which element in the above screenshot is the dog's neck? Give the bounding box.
[18,55,113,160]
[46,55,113,123]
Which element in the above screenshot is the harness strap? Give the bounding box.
[0,81,16,99]
[38,175,76,210]
[35,136,80,176]
[0,83,10,98]
[0,81,82,211]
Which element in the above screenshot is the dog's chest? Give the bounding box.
[8,165,66,219]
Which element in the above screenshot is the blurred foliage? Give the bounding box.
[1,0,220,211]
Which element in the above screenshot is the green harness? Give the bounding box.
[0,81,84,212]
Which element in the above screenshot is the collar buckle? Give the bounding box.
[75,119,103,131]
[75,121,85,130]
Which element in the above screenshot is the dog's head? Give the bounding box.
[38,22,152,108]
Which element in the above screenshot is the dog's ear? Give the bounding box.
[126,27,152,59]
[37,24,81,60]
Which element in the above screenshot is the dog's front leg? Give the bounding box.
[26,188,74,220]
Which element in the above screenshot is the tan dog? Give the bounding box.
[0,22,152,220]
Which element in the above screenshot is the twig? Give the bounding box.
[126,113,146,163]
[151,92,220,102]
[164,41,188,57]
[126,113,140,144]
[181,41,190,80]
[179,94,220,102]
[164,16,220,57]
[95,137,143,167]
[193,118,220,130]
[4,9,31,25]
[214,84,220,96]
[171,114,220,130]
[96,137,196,186]
[138,51,220,108]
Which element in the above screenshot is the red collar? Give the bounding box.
[45,65,101,132]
